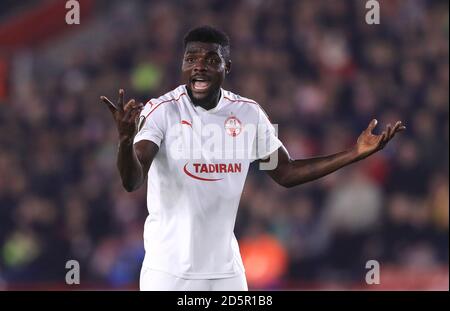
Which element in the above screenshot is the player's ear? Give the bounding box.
[225,60,232,74]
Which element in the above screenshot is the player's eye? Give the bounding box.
[207,58,220,65]
[185,57,195,63]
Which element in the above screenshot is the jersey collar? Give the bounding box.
[183,85,225,114]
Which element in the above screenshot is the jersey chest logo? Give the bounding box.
[183,162,242,182]
[224,116,242,137]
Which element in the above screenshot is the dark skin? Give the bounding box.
[182,41,231,110]
[100,90,157,192]
[264,118,404,188]
[101,41,405,191]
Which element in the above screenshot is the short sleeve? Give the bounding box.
[133,102,166,147]
[252,105,283,161]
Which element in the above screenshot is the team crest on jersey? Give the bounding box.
[224,116,242,137]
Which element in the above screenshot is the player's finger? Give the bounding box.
[390,123,398,139]
[378,132,386,145]
[100,96,118,114]
[366,119,378,133]
[381,130,388,143]
[391,121,401,133]
[123,99,136,112]
[117,89,125,111]
[389,123,406,141]
[130,102,143,115]
[390,121,402,137]
[129,107,143,122]
[394,122,406,133]
[123,105,143,121]
[378,132,388,149]
[386,123,393,140]
[128,109,144,126]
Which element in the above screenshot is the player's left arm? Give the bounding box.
[264,119,405,188]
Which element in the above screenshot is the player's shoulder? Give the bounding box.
[142,85,187,116]
[222,89,263,114]
[222,89,262,112]
[222,89,274,123]
[222,89,258,106]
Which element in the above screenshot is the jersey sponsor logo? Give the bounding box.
[224,116,242,137]
[183,162,242,181]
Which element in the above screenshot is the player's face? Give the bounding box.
[182,42,231,102]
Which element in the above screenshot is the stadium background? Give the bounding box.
[0,0,448,290]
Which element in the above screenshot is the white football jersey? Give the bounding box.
[134,85,282,279]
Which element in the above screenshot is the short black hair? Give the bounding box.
[183,25,231,60]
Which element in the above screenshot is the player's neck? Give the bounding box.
[187,88,221,111]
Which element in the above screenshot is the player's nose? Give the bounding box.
[193,59,207,72]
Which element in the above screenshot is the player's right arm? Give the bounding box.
[101,89,159,192]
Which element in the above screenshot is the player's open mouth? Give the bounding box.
[191,78,211,91]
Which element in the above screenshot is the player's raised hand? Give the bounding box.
[101,89,144,143]
[355,119,406,159]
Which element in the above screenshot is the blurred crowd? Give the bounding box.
[0,0,448,289]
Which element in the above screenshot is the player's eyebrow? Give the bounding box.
[185,48,220,57]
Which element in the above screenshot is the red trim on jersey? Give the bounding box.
[145,92,187,119]
[224,96,273,122]
[223,96,258,105]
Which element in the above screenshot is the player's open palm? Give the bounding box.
[101,89,144,142]
[356,119,406,159]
